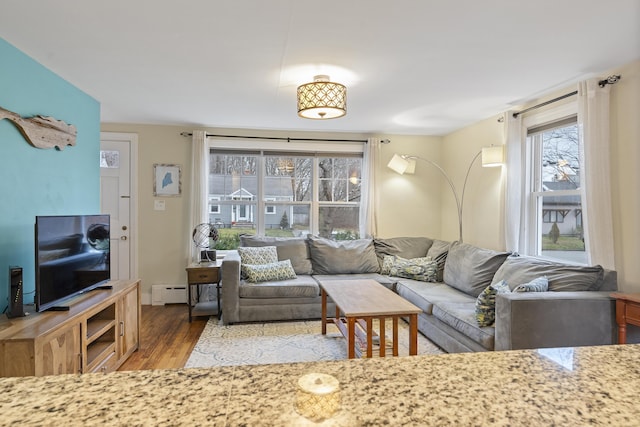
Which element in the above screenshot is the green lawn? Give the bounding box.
[213,227,296,249]
[541,235,585,251]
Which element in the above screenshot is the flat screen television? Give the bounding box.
[35,214,111,312]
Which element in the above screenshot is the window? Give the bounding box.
[542,210,567,223]
[209,197,221,215]
[208,149,362,248]
[525,106,586,264]
[265,198,276,215]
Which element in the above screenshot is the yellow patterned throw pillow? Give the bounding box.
[244,259,297,283]
[237,246,278,278]
[475,279,510,327]
[380,255,395,275]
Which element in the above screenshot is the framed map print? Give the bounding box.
[153,164,181,196]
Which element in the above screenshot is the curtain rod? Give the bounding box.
[180,132,367,143]
[512,74,621,118]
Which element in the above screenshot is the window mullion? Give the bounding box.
[311,158,319,235]
[256,156,265,235]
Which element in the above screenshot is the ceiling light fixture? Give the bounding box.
[297,75,346,119]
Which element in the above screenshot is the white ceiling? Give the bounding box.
[1,1,639,136]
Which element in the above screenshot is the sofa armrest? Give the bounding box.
[494,291,616,351]
[221,250,241,324]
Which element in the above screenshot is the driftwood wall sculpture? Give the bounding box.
[0,106,77,150]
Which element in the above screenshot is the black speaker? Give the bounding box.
[7,266,25,318]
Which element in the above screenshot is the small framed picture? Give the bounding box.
[153,164,181,197]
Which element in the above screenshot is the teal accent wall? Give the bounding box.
[0,38,100,309]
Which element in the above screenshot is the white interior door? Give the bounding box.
[100,133,137,281]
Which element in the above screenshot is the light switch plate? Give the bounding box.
[154,200,166,211]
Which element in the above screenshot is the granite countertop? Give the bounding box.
[1,344,640,426]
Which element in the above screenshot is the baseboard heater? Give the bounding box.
[151,284,187,305]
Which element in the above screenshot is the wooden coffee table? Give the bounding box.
[320,279,422,359]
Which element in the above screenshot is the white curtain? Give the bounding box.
[188,130,209,263]
[578,79,615,270]
[503,111,524,253]
[359,137,379,238]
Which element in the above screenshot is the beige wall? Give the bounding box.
[609,59,640,292]
[441,116,505,249]
[377,135,444,238]
[103,59,640,301]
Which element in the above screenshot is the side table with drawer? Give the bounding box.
[186,260,222,322]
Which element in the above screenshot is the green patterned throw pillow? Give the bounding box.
[243,260,297,283]
[237,246,278,278]
[380,255,395,275]
[238,246,278,264]
[389,256,438,282]
[475,279,510,327]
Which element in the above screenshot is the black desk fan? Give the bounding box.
[192,223,219,262]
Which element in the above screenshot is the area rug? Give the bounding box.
[185,318,444,368]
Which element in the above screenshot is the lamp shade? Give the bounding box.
[297,75,346,119]
[481,146,504,167]
[387,154,409,174]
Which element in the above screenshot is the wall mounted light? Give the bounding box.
[297,75,347,119]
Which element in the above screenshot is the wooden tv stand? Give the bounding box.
[0,279,140,377]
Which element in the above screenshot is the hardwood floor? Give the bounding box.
[118,304,208,371]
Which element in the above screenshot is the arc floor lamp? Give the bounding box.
[387,145,504,243]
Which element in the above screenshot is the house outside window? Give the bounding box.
[524,104,586,264]
[208,149,362,249]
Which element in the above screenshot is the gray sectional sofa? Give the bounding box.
[220,235,618,353]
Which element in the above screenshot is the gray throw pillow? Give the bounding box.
[307,235,380,274]
[240,235,313,275]
[443,242,511,297]
[493,255,604,292]
[426,239,451,282]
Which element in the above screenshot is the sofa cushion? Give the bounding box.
[313,273,396,290]
[513,276,549,293]
[389,256,438,282]
[307,236,379,274]
[239,275,320,299]
[243,260,297,283]
[426,239,451,282]
[475,280,510,327]
[240,235,313,275]
[443,242,511,297]
[396,279,476,315]
[373,236,433,268]
[432,302,495,350]
[493,255,604,292]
